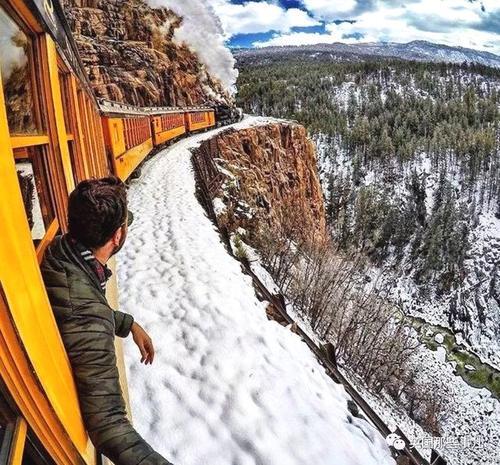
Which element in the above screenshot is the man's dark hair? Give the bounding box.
[68,176,127,249]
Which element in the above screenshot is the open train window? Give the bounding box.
[14,146,56,243]
[0,5,40,135]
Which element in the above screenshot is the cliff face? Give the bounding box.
[198,122,326,244]
[62,0,229,106]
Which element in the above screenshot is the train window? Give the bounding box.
[58,71,73,136]
[0,6,39,135]
[0,410,10,463]
[15,146,56,242]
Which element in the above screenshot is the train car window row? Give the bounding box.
[1,3,60,255]
[160,113,183,131]
[191,112,207,124]
[1,0,111,260]
[124,117,151,150]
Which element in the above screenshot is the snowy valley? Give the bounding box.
[236,52,500,465]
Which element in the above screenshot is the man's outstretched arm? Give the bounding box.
[113,311,155,365]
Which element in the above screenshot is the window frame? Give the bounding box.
[0,2,73,255]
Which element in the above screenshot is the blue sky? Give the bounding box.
[205,0,500,54]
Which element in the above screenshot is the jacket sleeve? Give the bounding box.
[114,310,135,338]
[61,301,173,465]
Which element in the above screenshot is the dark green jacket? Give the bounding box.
[41,236,173,465]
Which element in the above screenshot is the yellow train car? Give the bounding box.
[100,101,154,181]
[101,103,216,182]
[0,0,111,464]
[151,110,186,146]
[0,0,222,464]
[184,109,216,133]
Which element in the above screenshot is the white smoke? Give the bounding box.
[148,0,238,95]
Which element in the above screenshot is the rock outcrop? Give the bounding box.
[197,122,327,244]
[62,0,229,106]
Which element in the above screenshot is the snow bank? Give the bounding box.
[117,117,394,465]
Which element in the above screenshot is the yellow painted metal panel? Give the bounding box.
[0,52,92,465]
[187,112,216,132]
[155,125,186,145]
[114,138,154,181]
[10,136,50,149]
[44,37,75,194]
[35,219,60,265]
[102,118,126,157]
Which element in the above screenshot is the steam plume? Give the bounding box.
[148,0,238,94]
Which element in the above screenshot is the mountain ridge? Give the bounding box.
[234,40,500,69]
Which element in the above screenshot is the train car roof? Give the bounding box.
[98,99,214,117]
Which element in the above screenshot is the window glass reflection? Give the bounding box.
[22,435,56,465]
[15,146,56,242]
[0,6,38,135]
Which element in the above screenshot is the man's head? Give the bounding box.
[68,176,130,256]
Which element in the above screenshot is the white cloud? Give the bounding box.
[210,1,320,37]
[254,0,500,55]
[145,0,322,91]
[300,0,358,20]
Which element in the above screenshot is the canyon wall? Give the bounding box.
[196,122,326,245]
[62,0,230,106]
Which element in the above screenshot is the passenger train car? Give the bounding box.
[0,1,237,464]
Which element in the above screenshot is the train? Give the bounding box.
[0,0,241,464]
[99,99,220,181]
[99,100,242,181]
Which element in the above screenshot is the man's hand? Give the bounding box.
[130,322,155,365]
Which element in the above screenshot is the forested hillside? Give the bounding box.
[237,58,500,365]
[236,55,500,464]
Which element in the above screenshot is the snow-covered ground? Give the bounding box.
[117,117,394,465]
[354,331,500,465]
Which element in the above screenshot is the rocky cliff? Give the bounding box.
[197,121,326,245]
[62,0,230,106]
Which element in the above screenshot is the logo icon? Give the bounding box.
[386,433,407,451]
